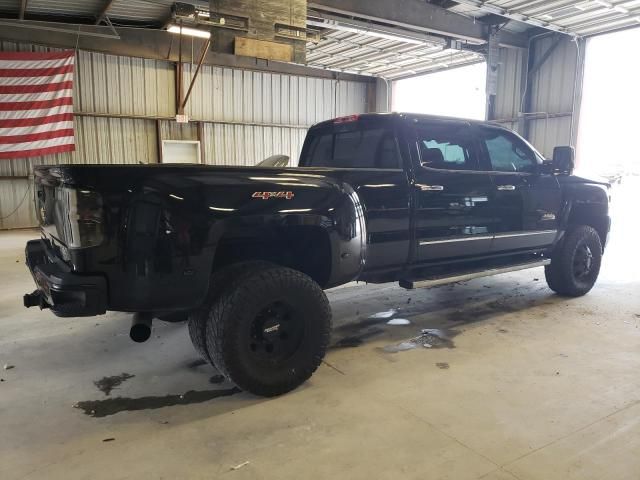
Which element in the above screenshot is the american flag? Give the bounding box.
[0,50,75,160]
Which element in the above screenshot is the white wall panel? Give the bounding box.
[0,179,36,230]
[493,36,583,157]
[184,65,367,126]
[75,51,175,117]
[202,123,306,167]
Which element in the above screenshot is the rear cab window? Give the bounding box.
[299,116,402,169]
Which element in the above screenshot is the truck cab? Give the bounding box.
[299,113,609,287]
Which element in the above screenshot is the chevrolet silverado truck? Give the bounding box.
[24,113,611,397]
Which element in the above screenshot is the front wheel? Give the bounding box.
[205,266,331,397]
[545,225,603,297]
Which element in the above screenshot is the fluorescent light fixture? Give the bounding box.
[167,25,211,39]
[593,0,612,7]
[613,5,629,13]
[209,206,235,212]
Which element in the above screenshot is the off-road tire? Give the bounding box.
[187,261,272,362]
[545,225,602,297]
[205,266,331,397]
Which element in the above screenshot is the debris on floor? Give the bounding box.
[368,309,397,319]
[102,438,115,442]
[3,364,14,370]
[382,342,417,353]
[231,461,250,471]
[436,362,450,369]
[383,328,456,353]
[386,318,411,326]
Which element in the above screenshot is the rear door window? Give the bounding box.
[301,124,401,169]
[415,123,480,171]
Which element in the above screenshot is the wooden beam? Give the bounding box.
[19,0,28,20]
[95,0,115,25]
[234,37,293,62]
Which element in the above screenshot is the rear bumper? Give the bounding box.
[24,239,107,317]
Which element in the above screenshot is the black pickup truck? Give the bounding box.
[24,113,611,396]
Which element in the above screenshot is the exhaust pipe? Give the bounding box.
[130,312,152,343]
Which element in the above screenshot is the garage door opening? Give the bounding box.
[577,27,640,282]
[578,28,640,179]
[392,62,487,120]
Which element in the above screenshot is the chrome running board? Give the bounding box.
[399,259,551,290]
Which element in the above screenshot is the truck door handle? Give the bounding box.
[419,185,444,191]
[497,185,516,191]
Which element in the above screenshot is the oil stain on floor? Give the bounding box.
[94,373,135,396]
[75,388,240,418]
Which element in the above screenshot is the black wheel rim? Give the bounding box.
[573,243,594,279]
[249,301,304,364]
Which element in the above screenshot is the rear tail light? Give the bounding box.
[55,188,104,248]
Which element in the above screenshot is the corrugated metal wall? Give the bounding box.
[0,42,369,229]
[493,36,584,158]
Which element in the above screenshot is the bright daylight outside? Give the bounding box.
[392,62,487,120]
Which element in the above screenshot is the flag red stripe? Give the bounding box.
[0,51,74,61]
[0,128,75,145]
[0,113,74,128]
[0,64,74,78]
[0,97,73,111]
[0,81,74,94]
[0,143,75,159]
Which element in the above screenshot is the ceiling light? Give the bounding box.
[613,5,629,13]
[167,25,211,39]
[593,0,612,7]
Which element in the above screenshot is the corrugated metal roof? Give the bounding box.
[27,0,104,18]
[448,0,640,36]
[306,30,484,79]
[107,0,174,25]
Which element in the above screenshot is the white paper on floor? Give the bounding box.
[368,309,397,319]
[386,318,410,325]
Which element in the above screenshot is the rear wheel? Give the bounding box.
[205,266,331,397]
[187,261,272,362]
[545,225,602,297]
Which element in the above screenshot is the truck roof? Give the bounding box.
[310,112,502,130]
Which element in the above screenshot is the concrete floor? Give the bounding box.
[1,179,639,480]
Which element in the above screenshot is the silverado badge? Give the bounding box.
[252,191,295,200]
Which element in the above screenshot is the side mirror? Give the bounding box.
[552,146,575,175]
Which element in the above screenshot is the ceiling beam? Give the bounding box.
[0,20,375,83]
[19,0,27,20]
[448,0,575,35]
[308,0,529,48]
[95,0,116,25]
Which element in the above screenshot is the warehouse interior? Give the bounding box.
[0,1,639,479]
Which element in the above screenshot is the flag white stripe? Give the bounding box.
[0,135,75,153]
[1,104,73,119]
[0,57,74,70]
[0,73,74,86]
[0,121,74,137]
[0,89,73,103]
